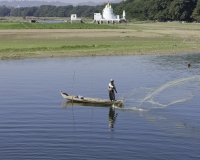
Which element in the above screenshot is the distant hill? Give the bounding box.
[0,0,122,7]
[72,0,122,6]
[75,1,102,6]
[0,1,72,7]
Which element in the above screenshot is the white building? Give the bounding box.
[94,2,126,24]
[70,14,83,23]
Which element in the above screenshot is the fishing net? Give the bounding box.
[122,75,200,111]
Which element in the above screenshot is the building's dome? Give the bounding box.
[103,3,117,20]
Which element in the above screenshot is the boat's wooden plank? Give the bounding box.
[60,91,123,106]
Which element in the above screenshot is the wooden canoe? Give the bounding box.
[60,91,123,107]
[62,102,115,108]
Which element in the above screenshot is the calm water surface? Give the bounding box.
[36,20,64,23]
[0,54,200,159]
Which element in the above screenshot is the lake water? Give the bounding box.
[0,54,200,159]
[36,20,65,23]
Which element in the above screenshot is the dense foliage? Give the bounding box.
[0,0,200,22]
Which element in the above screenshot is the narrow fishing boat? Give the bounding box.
[62,102,113,108]
[60,91,124,107]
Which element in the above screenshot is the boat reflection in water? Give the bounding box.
[62,102,118,128]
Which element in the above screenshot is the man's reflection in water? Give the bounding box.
[109,105,118,128]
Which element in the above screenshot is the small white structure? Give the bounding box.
[94,2,126,24]
[94,13,102,21]
[70,14,83,23]
[122,10,126,20]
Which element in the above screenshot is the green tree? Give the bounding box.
[169,0,197,21]
[22,6,38,16]
[148,0,173,21]
[191,0,200,21]
[4,0,199,22]
[0,5,10,16]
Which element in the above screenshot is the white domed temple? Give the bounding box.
[94,2,126,24]
[103,2,117,20]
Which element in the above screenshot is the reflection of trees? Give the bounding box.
[109,106,118,129]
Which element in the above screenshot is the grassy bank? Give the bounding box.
[0,22,121,29]
[0,22,199,60]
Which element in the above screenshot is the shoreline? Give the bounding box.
[1,49,199,60]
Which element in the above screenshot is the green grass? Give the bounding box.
[0,40,198,58]
[0,21,199,59]
[0,22,122,29]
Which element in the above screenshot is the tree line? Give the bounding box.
[0,0,200,22]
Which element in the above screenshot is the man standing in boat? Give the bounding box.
[108,79,117,101]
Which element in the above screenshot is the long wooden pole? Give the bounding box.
[88,67,94,128]
[72,70,75,105]
[88,67,94,98]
